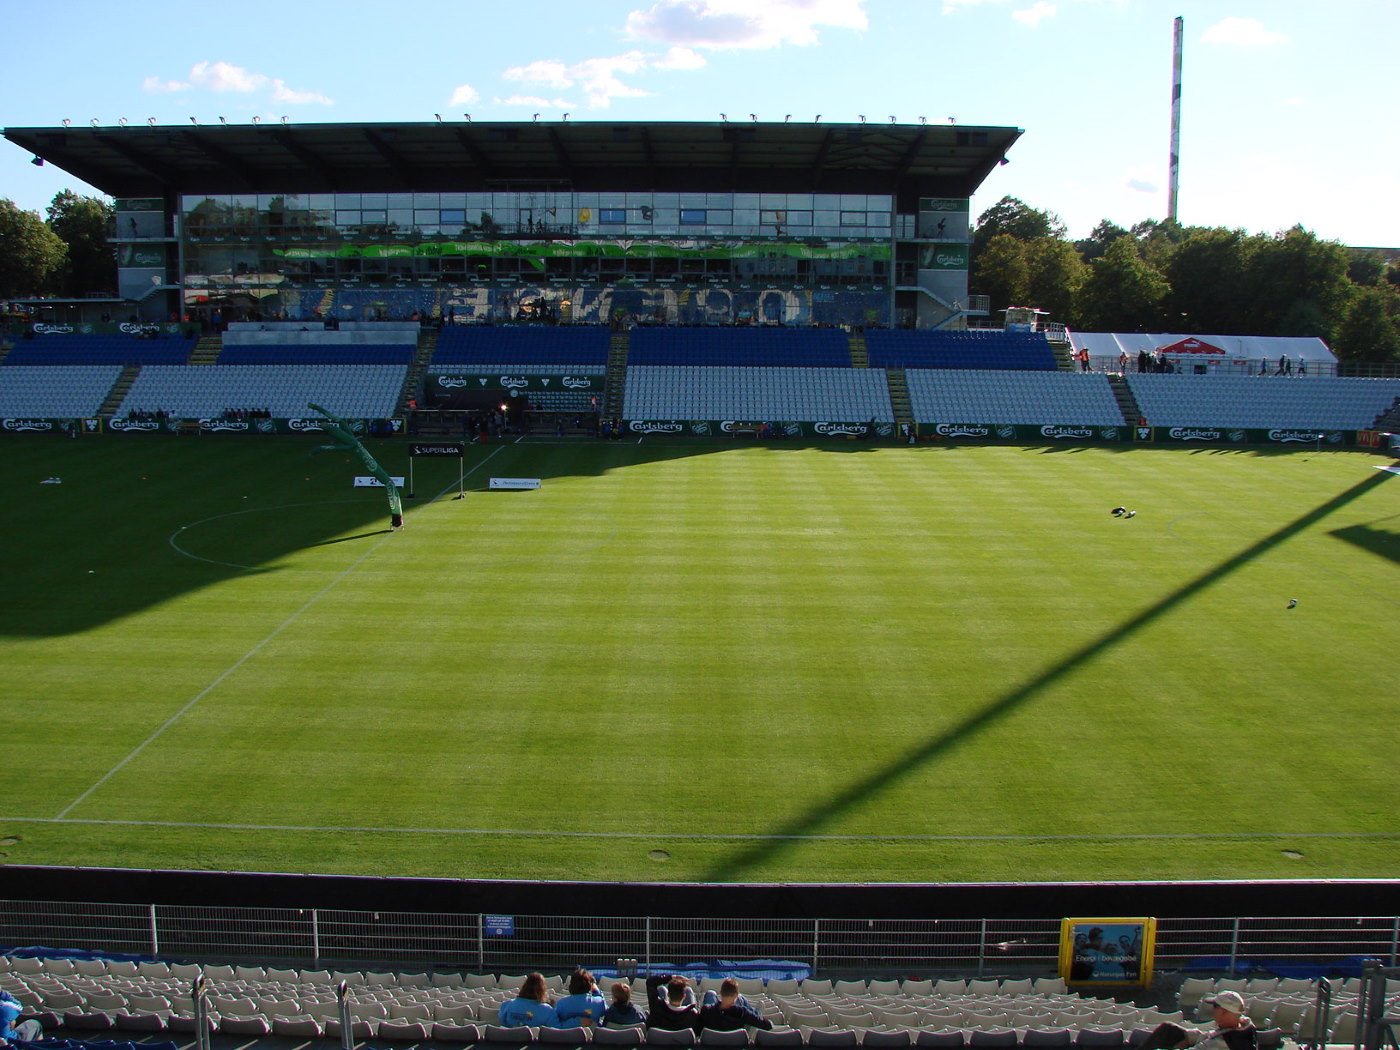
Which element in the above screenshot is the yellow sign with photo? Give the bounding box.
[1059,917,1157,986]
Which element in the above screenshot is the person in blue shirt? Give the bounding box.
[555,969,609,1028]
[699,978,772,1032]
[498,973,560,1028]
[600,982,648,1029]
[0,991,42,1044]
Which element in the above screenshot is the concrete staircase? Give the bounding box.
[187,335,222,364]
[98,365,140,418]
[603,330,630,419]
[849,332,868,368]
[1107,372,1143,426]
[885,368,913,431]
[397,328,437,415]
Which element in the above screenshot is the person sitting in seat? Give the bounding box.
[647,975,701,1031]
[555,969,609,1028]
[498,972,560,1028]
[600,982,648,1029]
[1138,991,1255,1050]
[698,978,773,1032]
[0,991,42,1044]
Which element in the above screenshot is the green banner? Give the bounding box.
[623,420,898,439]
[17,322,186,336]
[929,423,1131,442]
[270,237,891,263]
[429,373,603,395]
[0,418,89,434]
[919,244,970,270]
[104,418,402,435]
[1149,426,1353,447]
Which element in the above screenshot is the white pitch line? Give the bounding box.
[5,815,1397,844]
[56,449,504,820]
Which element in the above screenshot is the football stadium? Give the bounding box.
[1,119,1399,1050]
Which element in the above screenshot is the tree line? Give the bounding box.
[969,196,1400,362]
[0,193,115,302]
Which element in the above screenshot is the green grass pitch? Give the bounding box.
[1,434,1397,884]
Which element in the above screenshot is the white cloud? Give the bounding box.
[1201,17,1286,47]
[143,61,332,105]
[655,46,707,70]
[494,94,573,108]
[1011,2,1055,27]
[625,0,867,50]
[505,51,654,108]
[189,60,266,93]
[1123,164,1159,195]
[142,75,190,93]
[449,83,481,106]
[271,80,331,106]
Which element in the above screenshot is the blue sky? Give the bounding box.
[2,0,1395,247]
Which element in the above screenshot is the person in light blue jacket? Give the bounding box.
[499,973,560,1028]
[555,969,609,1028]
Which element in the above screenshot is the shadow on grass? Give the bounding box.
[701,466,1395,883]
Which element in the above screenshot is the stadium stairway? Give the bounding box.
[398,328,437,414]
[186,335,222,365]
[849,332,869,368]
[604,330,630,418]
[1107,373,1142,426]
[885,369,913,432]
[97,365,140,418]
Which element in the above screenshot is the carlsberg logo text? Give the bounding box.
[1268,429,1324,443]
[288,419,327,431]
[1169,428,1221,441]
[815,422,867,435]
[2,419,53,431]
[935,424,989,437]
[629,421,683,433]
[1041,425,1093,439]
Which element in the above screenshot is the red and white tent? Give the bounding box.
[1156,336,1226,355]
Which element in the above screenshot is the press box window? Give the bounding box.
[680,209,707,225]
[840,211,866,226]
[599,208,627,224]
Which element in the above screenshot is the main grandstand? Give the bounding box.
[3,119,1398,444]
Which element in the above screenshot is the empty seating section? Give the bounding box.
[11,960,1317,1046]
[118,365,407,419]
[1126,375,1400,429]
[866,331,1057,372]
[628,328,852,367]
[435,326,611,366]
[218,344,415,365]
[4,334,197,366]
[624,366,892,421]
[0,366,122,417]
[906,371,1123,426]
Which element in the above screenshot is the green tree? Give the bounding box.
[1078,236,1168,332]
[1024,236,1086,325]
[969,233,1030,320]
[1334,285,1400,363]
[1346,251,1386,287]
[0,199,66,298]
[1164,227,1249,333]
[1130,218,1186,271]
[47,190,115,298]
[1075,219,1129,263]
[1240,226,1351,341]
[972,196,1066,258]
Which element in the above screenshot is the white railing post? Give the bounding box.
[812,918,821,975]
[192,974,211,1050]
[311,908,320,966]
[338,980,354,1050]
[148,903,160,958]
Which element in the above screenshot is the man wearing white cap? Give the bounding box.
[1138,989,1256,1050]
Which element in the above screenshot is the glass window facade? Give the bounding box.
[177,189,908,289]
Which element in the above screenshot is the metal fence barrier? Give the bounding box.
[1,900,1396,977]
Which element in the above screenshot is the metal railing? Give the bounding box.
[0,901,1396,978]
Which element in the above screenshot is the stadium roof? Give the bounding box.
[4,120,1022,202]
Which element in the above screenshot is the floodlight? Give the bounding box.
[434,113,442,121]
[119,117,128,126]
[147,117,156,126]
[30,156,43,167]
[858,114,866,123]
[463,113,471,121]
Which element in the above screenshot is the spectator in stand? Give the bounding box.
[698,979,773,1032]
[555,969,608,1028]
[647,975,700,1031]
[0,989,42,1043]
[498,972,560,1028]
[600,982,648,1029]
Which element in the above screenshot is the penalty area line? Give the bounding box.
[4,816,1397,844]
[57,450,505,821]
